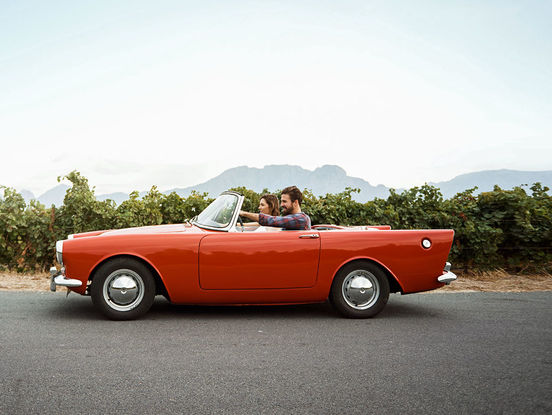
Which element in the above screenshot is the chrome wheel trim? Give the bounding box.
[102,269,144,312]
[342,270,380,310]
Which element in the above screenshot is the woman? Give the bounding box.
[241,194,279,231]
[258,194,279,216]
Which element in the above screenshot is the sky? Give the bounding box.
[1,0,551,196]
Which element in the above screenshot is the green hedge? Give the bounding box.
[1,171,550,272]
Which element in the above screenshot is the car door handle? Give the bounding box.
[299,234,319,239]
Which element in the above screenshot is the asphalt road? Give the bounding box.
[1,291,550,414]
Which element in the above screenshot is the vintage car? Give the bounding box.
[50,191,457,320]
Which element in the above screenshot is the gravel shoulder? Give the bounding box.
[1,270,551,292]
[436,271,552,292]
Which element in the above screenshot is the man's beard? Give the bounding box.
[281,206,292,216]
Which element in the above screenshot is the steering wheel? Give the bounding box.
[237,215,245,232]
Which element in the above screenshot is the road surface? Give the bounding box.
[1,291,550,414]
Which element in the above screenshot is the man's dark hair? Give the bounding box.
[281,186,303,204]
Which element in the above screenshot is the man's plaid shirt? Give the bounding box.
[258,212,311,230]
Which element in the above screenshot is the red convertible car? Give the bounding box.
[50,191,457,320]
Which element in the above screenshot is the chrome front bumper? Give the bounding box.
[49,267,82,292]
[437,262,457,285]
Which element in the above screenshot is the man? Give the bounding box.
[239,186,311,230]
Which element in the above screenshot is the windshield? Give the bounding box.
[194,194,239,229]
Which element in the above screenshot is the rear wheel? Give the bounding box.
[330,261,390,318]
[91,258,156,320]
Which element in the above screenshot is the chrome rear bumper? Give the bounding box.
[49,267,82,292]
[437,262,457,285]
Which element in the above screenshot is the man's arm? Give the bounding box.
[239,210,259,222]
[258,213,309,230]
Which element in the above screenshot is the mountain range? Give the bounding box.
[11,165,552,206]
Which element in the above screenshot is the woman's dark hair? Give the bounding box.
[261,194,280,216]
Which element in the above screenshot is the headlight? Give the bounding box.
[56,240,63,264]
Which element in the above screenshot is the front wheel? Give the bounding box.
[330,261,390,318]
[91,258,156,320]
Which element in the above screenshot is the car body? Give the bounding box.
[50,191,457,320]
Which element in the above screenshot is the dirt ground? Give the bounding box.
[0,273,55,291]
[436,270,552,292]
[1,270,551,292]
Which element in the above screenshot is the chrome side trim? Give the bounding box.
[438,271,457,285]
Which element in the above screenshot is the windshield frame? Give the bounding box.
[191,191,244,232]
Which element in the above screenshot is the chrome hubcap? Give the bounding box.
[103,269,144,311]
[342,270,380,310]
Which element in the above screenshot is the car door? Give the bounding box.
[199,231,321,289]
